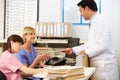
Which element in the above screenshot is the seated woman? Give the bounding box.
[15,27,49,79]
[0,34,47,80]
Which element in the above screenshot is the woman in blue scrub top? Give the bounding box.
[16,26,49,79]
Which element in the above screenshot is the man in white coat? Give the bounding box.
[63,0,119,80]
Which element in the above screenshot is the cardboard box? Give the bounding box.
[76,55,90,67]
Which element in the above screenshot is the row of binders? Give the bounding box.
[35,22,73,38]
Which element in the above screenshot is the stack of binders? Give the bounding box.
[46,66,85,80]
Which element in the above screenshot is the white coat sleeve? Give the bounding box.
[72,43,88,55]
[85,22,109,58]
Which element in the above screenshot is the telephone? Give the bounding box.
[45,57,66,66]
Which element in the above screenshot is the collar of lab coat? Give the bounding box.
[89,12,99,24]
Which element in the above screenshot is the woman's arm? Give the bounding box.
[29,54,49,68]
[19,66,46,75]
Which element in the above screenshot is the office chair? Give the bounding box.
[67,37,80,48]
[65,37,80,65]
[0,71,6,80]
[66,37,80,58]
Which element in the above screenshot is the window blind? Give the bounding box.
[5,0,37,38]
[0,0,4,39]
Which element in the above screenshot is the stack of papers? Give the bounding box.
[46,66,85,80]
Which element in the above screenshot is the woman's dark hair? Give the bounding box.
[2,34,24,52]
[77,0,98,11]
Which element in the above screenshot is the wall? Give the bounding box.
[39,0,61,22]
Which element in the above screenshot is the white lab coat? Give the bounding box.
[73,13,119,80]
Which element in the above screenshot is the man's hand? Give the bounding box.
[61,48,73,55]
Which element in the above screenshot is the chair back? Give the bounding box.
[67,37,80,48]
[0,71,6,80]
[66,37,80,59]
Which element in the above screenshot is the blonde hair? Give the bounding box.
[22,26,35,42]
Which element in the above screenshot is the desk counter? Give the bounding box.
[33,67,96,80]
[0,39,86,44]
[78,67,96,80]
[36,39,68,44]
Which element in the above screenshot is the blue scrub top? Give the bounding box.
[15,44,37,66]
